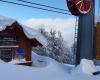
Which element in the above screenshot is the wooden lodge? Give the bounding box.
[0,16,47,64]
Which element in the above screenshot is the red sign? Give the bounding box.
[66,0,92,16]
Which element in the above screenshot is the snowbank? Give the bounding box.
[0,59,5,63]
[0,62,70,80]
[0,51,72,80]
[72,59,98,75]
[0,16,47,47]
[32,51,74,73]
[8,59,27,64]
[0,55,99,80]
[96,66,100,71]
[32,51,48,67]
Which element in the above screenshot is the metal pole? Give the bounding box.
[76,0,95,65]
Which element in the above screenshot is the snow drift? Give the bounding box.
[72,59,98,75]
[32,51,73,73]
[0,53,100,80]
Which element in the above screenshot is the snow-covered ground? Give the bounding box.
[0,52,100,80]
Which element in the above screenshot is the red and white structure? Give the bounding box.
[66,0,95,65]
[67,0,92,16]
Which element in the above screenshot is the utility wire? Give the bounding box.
[17,0,69,12]
[98,0,100,14]
[0,0,72,15]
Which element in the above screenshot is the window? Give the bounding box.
[15,48,25,59]
[0,49,13,62]
[0,36,18,47]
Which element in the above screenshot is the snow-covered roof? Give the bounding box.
[0,16,47,47]
[0,16,15,31]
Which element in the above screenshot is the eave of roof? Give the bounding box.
[0,16,47,47]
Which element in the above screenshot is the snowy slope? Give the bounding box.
[32,51,73,73]
[0,63,99,80]
[0,52,99,80]
[0,63,68,80]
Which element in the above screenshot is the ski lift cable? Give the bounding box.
[17,0,70,12]
[0,0,72,15]
[98,0,100,14]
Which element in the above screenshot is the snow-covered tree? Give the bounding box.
[33,28,73,64]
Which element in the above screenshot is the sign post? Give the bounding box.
[76,0,95,64]
[67,0,95,64]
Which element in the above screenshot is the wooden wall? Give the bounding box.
[96,22,100,60]
[0,22,42,61]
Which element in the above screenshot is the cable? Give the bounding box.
[0,0,72,15]
[17,0,69,12]
[98,0,100,14]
